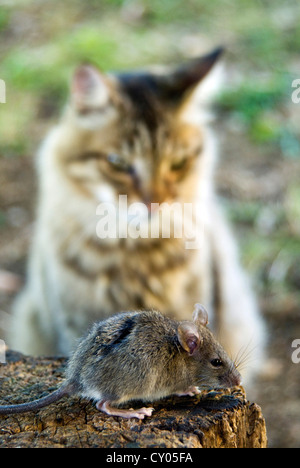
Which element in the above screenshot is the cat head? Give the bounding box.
[58,48,223,207]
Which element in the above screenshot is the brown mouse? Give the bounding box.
[0,304,241,419]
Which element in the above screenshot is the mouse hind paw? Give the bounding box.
[96,400,154,420]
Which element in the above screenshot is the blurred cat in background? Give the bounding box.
[9,49,266,384]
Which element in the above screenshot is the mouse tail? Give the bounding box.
[0,383,72,415]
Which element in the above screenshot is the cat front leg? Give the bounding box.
[9,287,57,356]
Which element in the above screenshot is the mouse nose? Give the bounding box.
[234,374,242,386]
[233,370,242,386]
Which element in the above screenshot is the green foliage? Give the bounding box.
[0,0,299,157]
[218,78,287,122]
[218,75,299,156]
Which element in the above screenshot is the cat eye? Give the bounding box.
[211,358,223,368]
[170,158,188,172]
[107,153,131,173]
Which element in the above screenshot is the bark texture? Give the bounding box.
[0,351,267,448]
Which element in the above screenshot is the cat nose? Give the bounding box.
[145,200,152,212]
[144,199,159,213]
[143,191,160,212]
[143,186,171,210]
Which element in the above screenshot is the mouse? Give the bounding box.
[0,304,241,419]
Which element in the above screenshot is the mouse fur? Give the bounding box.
[0,305,241,419]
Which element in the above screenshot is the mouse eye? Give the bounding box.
[211,358,223,368]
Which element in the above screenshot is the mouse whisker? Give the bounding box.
[233,337,257,370]
[233,344,249,369]
[234,342,264,374]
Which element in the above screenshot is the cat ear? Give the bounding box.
[157,47,224,102]
[177,322,202,356]
[71,64,111,112]
[192,304,209,327]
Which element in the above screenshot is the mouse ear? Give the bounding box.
[177,322,201,356]
[193,304,209,327]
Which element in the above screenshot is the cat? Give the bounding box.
[9,48,266,384]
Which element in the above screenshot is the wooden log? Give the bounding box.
[0,351,267,448]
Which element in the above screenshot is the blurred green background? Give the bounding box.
[1,0,299,156]
[1,0,299,323]
[0,0,300,447]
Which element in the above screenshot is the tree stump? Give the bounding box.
[0,351,267,448]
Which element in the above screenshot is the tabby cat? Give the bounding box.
[9,49,265,383]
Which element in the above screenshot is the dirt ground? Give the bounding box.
[0,115,299,447]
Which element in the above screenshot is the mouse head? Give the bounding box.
[177,304,241,390]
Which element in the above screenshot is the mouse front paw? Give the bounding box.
[175,386,201,397]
